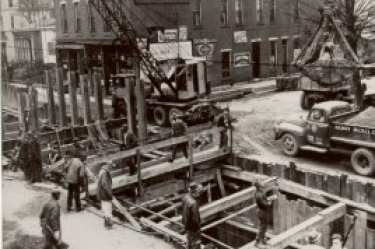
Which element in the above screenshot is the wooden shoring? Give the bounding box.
[46,70,56,125]
[222,166,375,222]
[68,71,79,126]
[56,67,67,127]
[240,202,346,249]
[80,74,92,125]
[160,176,277,226]
[112,197,142,230]
[216,168,227,197]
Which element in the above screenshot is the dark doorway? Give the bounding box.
[221,50,231,79]
[282,39,288,73]
[252,42,261,78]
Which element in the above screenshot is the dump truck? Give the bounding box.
[274,100,375,176]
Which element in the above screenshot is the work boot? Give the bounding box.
[104,218,109,229]
[107,218,113,229]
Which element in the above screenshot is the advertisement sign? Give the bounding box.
[234,52,250,67]
[149,41,193,61]
[234,31,248,43]
[179,26,188,41]
[194,38,217,65]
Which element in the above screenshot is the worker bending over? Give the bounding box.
[170,114,188,162]
[182,182,203,249]
[301,230,325,249]
[216,108,231,148]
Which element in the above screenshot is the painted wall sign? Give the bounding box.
[234,52,250,67]
[194,38,217,65]
[234,31,248,43]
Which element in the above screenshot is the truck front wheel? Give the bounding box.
[281,133,300,156]
[351,148,375,176]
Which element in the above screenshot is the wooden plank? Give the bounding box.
[46,70,56,125]
[112,197,142,230]
[216,168,227,197]
[56,67,67,127]
[222,167,375,222]
[89,147,229,195]
[354,211,367,249]
[241,203,346,249]
[68,71,79,126]
[81,74,92,125]
[367,228,375,249]
[344,215,355,249]
[161,176,277,226]
[148,203,182,221]
[94,69,104,120]
[140,217,186,242]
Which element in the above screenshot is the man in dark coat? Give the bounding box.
[170,115,188,162]
[97,162,114,229]
[255,181,275,247]
[216,108,230,148]
[182,183,203,249]
[40,190,68,249]
[64,151,84,212]
[18,131,42,183]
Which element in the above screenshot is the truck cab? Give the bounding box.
[274,101,375,176]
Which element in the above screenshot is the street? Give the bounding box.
[225,89,375,183]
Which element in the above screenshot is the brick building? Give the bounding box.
[54,0,320,89]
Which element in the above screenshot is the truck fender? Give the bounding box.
[275,122,306,141]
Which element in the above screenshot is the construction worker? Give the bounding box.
[170,114,188,162]
[97,162,114,229]
[330,234,347,249]
[40,190,68,249]
[182,182,203,249]
[216,108,230,148]
[301,230,324,249]
[121,130,138,175]
[64,151,84,212]
[255,180,275,247]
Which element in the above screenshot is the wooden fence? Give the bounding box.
[231,155,375,249]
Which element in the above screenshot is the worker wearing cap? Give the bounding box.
[255,180,275,247]
[40,190,68,249]
[97,162,114,229]
[330,234,347,249]
[170,114,188,162]
[64,151,84,212]
[182,182,203,249]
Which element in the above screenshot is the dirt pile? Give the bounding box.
[345,106,375,127]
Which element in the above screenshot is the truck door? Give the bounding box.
[306,109,330,147]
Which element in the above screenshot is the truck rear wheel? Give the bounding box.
[281,133,300,156]
[351,148,375,176]
[153,106,168,126]
[300,92,315,110]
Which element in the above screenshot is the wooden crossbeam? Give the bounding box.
[266,203,346,249]
[88,147,229,195]
[160,177,277,226]
[222,167,375,222]
[112,198,142,230]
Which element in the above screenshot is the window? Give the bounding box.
[220,0,229,26]
[294,0,300,22]
[61,4,68,33]
[48,42,56,55]
[11,16,14,29]
[256,0,264,24]
[73,2,81,33]
[192,0,202,27]
[269,0,276,24]
[15,38,32,62]
[8,0,13,7]
[88,0,96,32]
[235,0,244,25]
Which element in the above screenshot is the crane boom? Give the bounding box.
[89,0,178,97]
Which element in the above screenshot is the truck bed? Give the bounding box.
[330,122,375,148]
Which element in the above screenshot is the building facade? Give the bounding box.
[54,0,320,87]
[1,0,56,65]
